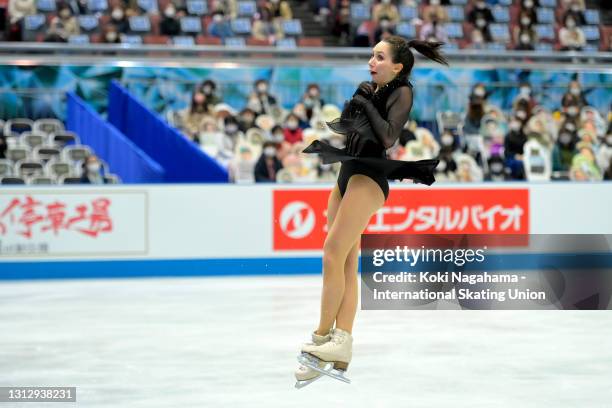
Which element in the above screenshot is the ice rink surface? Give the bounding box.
[1,274,611,408]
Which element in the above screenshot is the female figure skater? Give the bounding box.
[295,36,448,384]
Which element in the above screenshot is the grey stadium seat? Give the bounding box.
[33,118,65,135]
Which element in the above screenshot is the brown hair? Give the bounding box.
[382,37,449,82]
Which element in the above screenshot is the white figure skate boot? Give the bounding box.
[294,331,331,389]
[298,328,353,383]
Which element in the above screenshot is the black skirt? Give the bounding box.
[302,138,439,187]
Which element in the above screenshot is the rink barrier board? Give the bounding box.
[1,253,611,280]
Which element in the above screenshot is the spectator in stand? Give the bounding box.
[561,0,586,26]
[512,82,537,115]
[422,0,449,24]
[79,154,107,184]
[513,10,538,50]
[559,14,586,51]
[301,83,325,120]
[504,116,527,179]
[518,0,538,24]
[46,3,80,41]
[462,95,485,135]
[178,89,213,140]
[198,80,222,106]
[246,79,278,116]
[283,113,303,144]
[110,5,130,34]
[467,0,495,42]
[561,93,582,122]
[228,143,256,183]
[372,0,400,26]
[374,17,396,43]
[551,122,578,172]
[263,0,292,21]
[252,9,283,42]
[419,16,449,43]
[238,108,257,133]
[222,115,245,151]
[8,0,35,25]
[570,142,602,181]
[0,129,6,159]
[596,127,612,180]
[255,141,283,182]
[561,79,588,108]
[101,24,121,43]
[469,28,486,49]
[160,4,182,36]
[332,0,351,45]
[208,11,234,40]
[290,102,310,129]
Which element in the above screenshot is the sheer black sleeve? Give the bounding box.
[362,86,413,149]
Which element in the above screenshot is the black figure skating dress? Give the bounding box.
[302,78,439,201]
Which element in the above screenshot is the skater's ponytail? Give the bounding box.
[383,36,449,83]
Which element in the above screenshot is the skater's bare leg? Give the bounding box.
[334,239,359,334]
[316,175,384,335]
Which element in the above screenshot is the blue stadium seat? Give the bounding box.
[582,44,597,51]
[173,36,195,45]
[350,4,371,20]
[68,34,90,44]
[276,37,297,48]
[231,18,252,35]
[584,10,600,25]
[78,15,99,32]
[490,23,509,41]
[582,26,599,41]
[399,6,417,21]
[122,35,143,44]
[187,0,207,16]
[443,42,459,50]
[534,42,553,51]
[129,16,151,32]
[538,0,556,7]
[535,8,554,24]
[137,0,157,13]
[37,0,56,12]
[485,42,506,50]
[87,0,107,12]
[447,6,464,22]
[497,0,512,6]
[492,7,509,23]
[396,22,416,38]
[237,1,257,17]
[180,16,202,33]
[24,14,45,31]
[224,37,246,47]
[282,20,303,36]
[534,24,554,40]
[449,0,468,5]
[446,23,463,38]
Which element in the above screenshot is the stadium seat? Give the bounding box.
[187,0,208,16]
[34,118,64,135]
[23,132,46,149]
[15,160,45,177]
[231,18,252,35]
[447,6,465,22]
[490,24,510,41]
[399,6,418,21]
[5,119,33,135]
[247,38,271,46]
[37,0,56,12]
[535,24,555,40]
[50,131,79,147]
[276,38,297,48]
[396,22,416,38]
[34,145,62,162]
[535,8,554,24]
[350,4,371,21]
[47,161,73,178]
[237,1,257,17]
[6,147,30,163]
[298,37,323,47]
[539,0,556,7]
[0,159,12,176]
[88,0,108,12]
[173,36,196,46]
[104,174,121,184]
[446,23,464,39]
[78,15,100,33]
[63,145,92,162]
[28,176,55,185]
[196,36,222,45]
[224,37,246,47]
[143,35,170,44]
[137,0,157,13]
[584,9,600,25]
[181,16,203,34]
[129,16,151,33]
[59,176,82,184]
[22,14,47,42]
[0,177,26,185]
[582,26,599,41]
[492,7,510,23]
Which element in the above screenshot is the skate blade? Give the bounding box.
[294,374,322,389]
[297,353,351,384]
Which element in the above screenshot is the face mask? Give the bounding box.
[476,1,485,8]
[213,14,223,22]
[521,17,530,26]
[264,147,276,157]
[566,19,576,28]
[441,134,454,146]
[490,163,503,173]
[567,106,578,116]
[510,121,521,131]
[203,85,212,95]
[225,124,238,134]
[520,34,530,43]
[87,163,100,173]
[520,87,530,96]
[303,99,314,108]
[437,161,447,171]
[476,18,486,28]
[474,88,485,97]
[382,0,390,4]
[242,115,254,124]
[430,0,440,5]
[380,19,390,29]
[570,87,580,95]
[106,31,118,42]
[565,123,576,132]
[308,89,319,98]
[60,9,71,18]
[559,133,572,145]
[165,7,176,18]
[257,84,267,93]
[571,4,579,11]
[516,110,527,120]
[273,133,284,143]
[524,0,533,7]
[112,9,123,20]
[287,120,298,130]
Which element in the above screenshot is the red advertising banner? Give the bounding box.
[273,188,529,250]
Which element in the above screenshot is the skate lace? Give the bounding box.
[331,331,347,344]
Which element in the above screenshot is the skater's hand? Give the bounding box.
[351,94,371,108]
[353,81,375,99]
